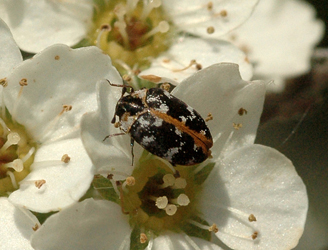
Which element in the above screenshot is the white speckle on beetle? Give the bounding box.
[175,127,182,136]
[159,103,169,113]
[164,147,180,161]
[153,117,163,127]
[142,136,156,146]
[138,115,150,128]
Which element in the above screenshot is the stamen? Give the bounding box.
[34,179,46,189]
[114,60,139,89]
[173,177,187,189]
[21,147,36,163]
[30,159,66,170]
[220,205,257,222]
[16,204,41,231]
[33,104,73,142]
[140,0,162,20]
[208,223,219,233]
[187,219,218,233]
[4,159,24,172]
[0,132,20,153]
[126,0,140,15]
[155,196,168,209]
[96,24,111,49]
[172,59,198,72]
[184,234,202,250]
[142,20,169,40]
[114,5,130,48]
[6,171,18,189]
[165,204,177,216]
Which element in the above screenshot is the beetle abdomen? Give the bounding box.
[130,111,208,165]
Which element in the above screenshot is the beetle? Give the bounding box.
[106,80,213,166]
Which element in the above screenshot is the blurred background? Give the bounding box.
[256,1,328,249]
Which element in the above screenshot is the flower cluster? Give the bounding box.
[0,0,316,249]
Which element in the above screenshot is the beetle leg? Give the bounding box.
[130,138,135,166]
[103,132,126,141]
[106,79,134,95]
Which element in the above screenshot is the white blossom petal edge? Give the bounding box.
[0,0,93,53]
[0,197,40,250]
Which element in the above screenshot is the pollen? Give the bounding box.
[35,179,46,189]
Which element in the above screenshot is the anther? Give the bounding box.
[160,173,175,188]
[19,78,28,86]
[175,193,190,206]
[219,10,227,17]
[0,78,8,87]
[233,123,243,130]
[155,196,168,209]
[126,176,136,186]
[35,179,46,189]
[207,2,213,11]
[205,113,213,122]
[209,223,219,233]
[32,224,40,231]
[140,0,162,20]
[140,233,148,244]
[173,177,187,189]
[238,107,248,116]
[0,132,21,153]
[252,231,258,240]
[61,154,70,163]
[207,26,215,34]
[165,204,177,216]
[248,214,257,222]
[5,159,24,172]
[160,83,171,92]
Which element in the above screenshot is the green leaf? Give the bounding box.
[193,162,215,185]
[92,175,120,204]
[130,226,149,250]
[180,214,211,242]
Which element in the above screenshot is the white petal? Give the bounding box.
[162,0,259,38]
[9,138,94,213]
[0,198,39,250]
[139,37,252,85]
[223,0,324,80]
[0,18,22,78]
[31,199,131,250]
[0,0,93,53]
[81,80,141,176]
[172,63,267,160]
[199,145,307,249]
[152,233,224,250]
[4,45,117,144]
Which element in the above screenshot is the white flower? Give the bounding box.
[222,0,325,92]
[0,0,94,53]
[0,0,257,84]
[0,197,40,250]
[0,19,120,213]
[31,63,307,249]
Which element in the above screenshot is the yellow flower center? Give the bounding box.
[120,155,200,233]
[88,0,172,73]
[0,113,36,194]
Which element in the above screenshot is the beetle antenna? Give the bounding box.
[106,79,134,95]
